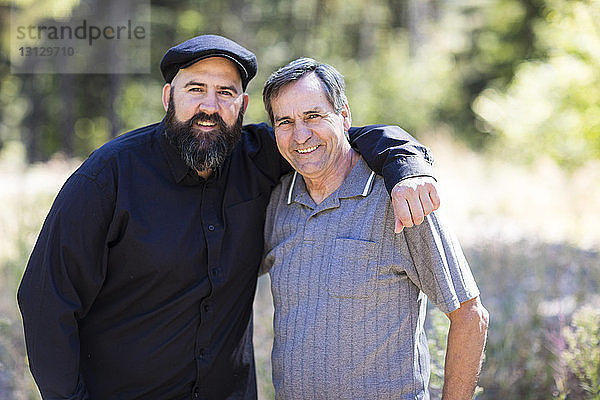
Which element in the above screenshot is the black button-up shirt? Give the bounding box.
[17,120,433,399]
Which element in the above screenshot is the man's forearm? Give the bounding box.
[347,124,435,193]
[442,297,489,400]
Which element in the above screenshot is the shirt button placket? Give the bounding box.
[195,184,216,400]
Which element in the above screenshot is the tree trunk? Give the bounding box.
[58,75,75,156]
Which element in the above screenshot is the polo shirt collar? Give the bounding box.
[286,156,376,207]
[337,157,377,199]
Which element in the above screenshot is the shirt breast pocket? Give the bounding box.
[223,193,269,265]
[326,238,377,299]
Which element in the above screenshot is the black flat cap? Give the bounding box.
[160,35,257,91]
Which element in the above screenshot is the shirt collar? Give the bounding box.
[286,156,376,206]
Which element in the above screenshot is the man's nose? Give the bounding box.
[292,121,312,144]
[198,92,218,114]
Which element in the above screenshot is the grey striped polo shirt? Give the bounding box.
[261,157,480,400]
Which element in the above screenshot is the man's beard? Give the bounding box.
[164,93,244,173]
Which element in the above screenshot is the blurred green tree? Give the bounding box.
[1,0,598,165]
[473,0,600,167]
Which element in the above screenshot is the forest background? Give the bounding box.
[0,0,599,399]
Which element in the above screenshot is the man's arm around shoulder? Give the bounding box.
[348,124,440,231]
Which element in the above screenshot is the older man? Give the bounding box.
[261,58,489,399]
[18,36,439,399]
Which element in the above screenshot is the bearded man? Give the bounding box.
[18,35,440,400]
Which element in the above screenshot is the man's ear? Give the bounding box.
[341,102,352,131]
[242,93,249,114]
[162,83,172,112]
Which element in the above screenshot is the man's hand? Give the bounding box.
[391,176,440,233]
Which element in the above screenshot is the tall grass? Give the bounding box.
[467,240,599,399]
[1,133,599,399]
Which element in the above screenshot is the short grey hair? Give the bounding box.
[262,57,348,124]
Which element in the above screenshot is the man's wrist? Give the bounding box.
[382,157,436,194]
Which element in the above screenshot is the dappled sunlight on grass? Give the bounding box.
[423,131,600,249]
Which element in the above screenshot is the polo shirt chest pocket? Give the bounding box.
[327,238,377,299]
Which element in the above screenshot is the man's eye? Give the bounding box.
[277,120,291,127]
[219,91,233,97]
[306,114,321,120]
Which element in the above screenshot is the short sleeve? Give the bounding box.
[401,212,479,313]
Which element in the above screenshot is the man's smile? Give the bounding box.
[194,120,218,132]
[295,145,320,154]
[196,120,216,127]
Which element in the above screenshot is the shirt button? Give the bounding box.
[198,349,205,359]
[203,304,210,312]
[208,224,215,231]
